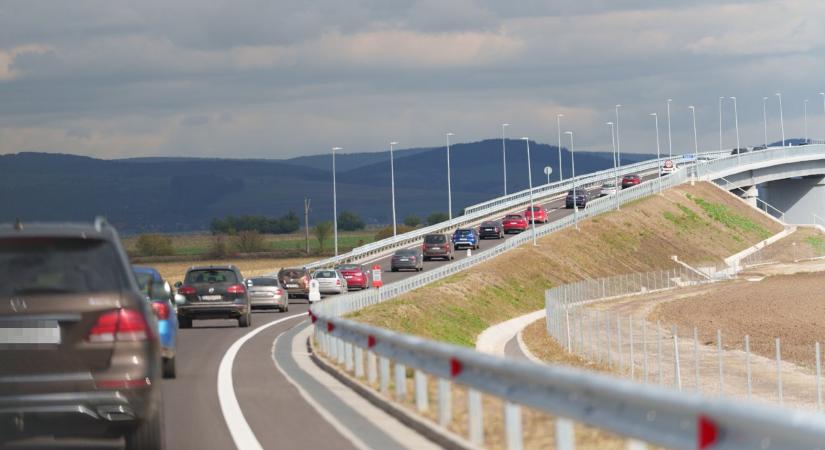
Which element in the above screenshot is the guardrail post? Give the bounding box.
[555,418,574,450]
[329,335,338,361]
[367,351,377,384]
[395,362,407,401]
[415,370,429,413]
[468,389,483,446]
[344,342,353,372]
[379,357,390,394]
[354,346,364,378]
[438,378,452,427]
[504,402,523,450]
[337,338,346,365]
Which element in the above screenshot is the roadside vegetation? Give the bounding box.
[349,182,783,347]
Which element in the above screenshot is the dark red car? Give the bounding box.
[621,174,642,189]
[335,264,371,290]
[502,214,528,234]
[523,205,547,223]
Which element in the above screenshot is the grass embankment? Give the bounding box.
[348,182,782,347]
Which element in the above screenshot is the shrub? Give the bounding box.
[135,234,174,256]
[314,221,333,251]
[427,212,450,225]
[235,230,266,253]
[403,214,421,227]
[374,224,415,241]
[338,211,365,231]
[210,234,230,258]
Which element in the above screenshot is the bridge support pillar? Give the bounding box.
[761,176,825,224]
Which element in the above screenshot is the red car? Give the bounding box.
[335,264,371,290]
[523,205,547,223]
[502,214,528,234]
[621,174,642,189]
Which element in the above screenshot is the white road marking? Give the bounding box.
[217,313,305,450]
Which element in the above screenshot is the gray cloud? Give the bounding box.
[0,0,823,160]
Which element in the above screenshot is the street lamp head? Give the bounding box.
[615,104,622,108]
[688,105,695,110]
[564,131,573,136]
[606,121,614,125]
[332,147,342,151]
[667,99,672,102]
[390,141,398,146]
[775,92,782,96]
[649,112,657,117]
[502,123,510,127]
[729,96,736,100]
[557,113,564,118]
[446,132,454,136]
[763,97,768,101]
[820,92,825,96]
[521,137,529,141]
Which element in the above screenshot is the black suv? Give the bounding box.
[565,189,590,208]
[0,218,163,449]
[176,265,252,328]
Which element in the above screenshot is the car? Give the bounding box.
[752,145,768,151]
[133,266,178,379]
[523,205,547,224]
[600,182,618,197]
[502,214,528,234]
[391,248,424,272]
[246,276,289,311]
[730,147,749,155]
[175,265,252,328]
[478,220,504,239]
[335,264,371,290]
[312,269,349,294]
[277,267,311,299]
[423,233,454,261]
[621,174,642,189]
[452,228,480,250]
[0,219,163,449]
[565,189,590,208]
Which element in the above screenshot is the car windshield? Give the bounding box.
[529,206,542,211]
[0,237,128,296]
[424,235,446,244]
[185,269,237,284]
[396,249,417,256]
[314,270,337,278]
[248,277,278,287]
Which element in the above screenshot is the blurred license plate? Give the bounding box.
[201,295,222,301]
[0,321,60,344]
[431,247,440,250]
[344,276,353,279]
[399,258,409,261]
[286,284,298,288]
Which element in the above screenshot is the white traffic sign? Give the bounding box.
[543,166,553,176]
[308,279,321,303]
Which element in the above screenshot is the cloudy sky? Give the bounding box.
[1,0,824,160]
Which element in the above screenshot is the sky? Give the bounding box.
[1,0,824,160]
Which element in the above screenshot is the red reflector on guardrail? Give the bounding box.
[698,415,718,449]
[308,311,316,323]
[450,358,462,377]
[327,322,334,332]
[368,335,376,348]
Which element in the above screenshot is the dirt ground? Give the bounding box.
[146,257,314,283]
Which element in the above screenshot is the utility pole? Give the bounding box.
[304,197,311,255]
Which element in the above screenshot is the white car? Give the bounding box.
[660,163,678,176]
[600,182,618,197]
[312,269,348,295]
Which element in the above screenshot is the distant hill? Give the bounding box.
[0,141,653,233]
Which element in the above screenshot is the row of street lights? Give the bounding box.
[328,93,825,255]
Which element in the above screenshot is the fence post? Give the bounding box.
[565,308,572,353]
[777,337,784,405]
[415,370,428,413]
[591,310,597,360]
[817,342,823,413]
[694,327,700,393]
[438,378,452,427]
[555,418,574,450]
[468,389,483,446]
[657,321,663,386]
[717,329,724,396]
[629,315,635,380]
[606,312,612,367]
[504,402,523,450]
[673,326,682,391]
[617,313,623,372]
[745,335,752,401]
[578,309,584,354]
[643,320,649,384]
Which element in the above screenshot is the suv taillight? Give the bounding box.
[151,302,170,320]
[88,309,150,342]
[178,286,196,295]
[227,284,246,294]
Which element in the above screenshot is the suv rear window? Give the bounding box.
[279,269,307,279]
[185,269,237,284]
[424,235,446,244]
[0,237,128,296]
[249,277,279,287]
[455,229,472,235]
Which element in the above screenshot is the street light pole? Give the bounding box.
[501,124,509,194]
[689,106,699,155]
[446,132,454,220]
[650,113,662,192]
[331,146,342,256]
[718,96,724,152]
[820,93,825,140]
[615,105,622,167]
[804,99,809,143]
[607,121,619,211]
[762,97,769,148]
[521,137,537,246]
[389,141,398,237]
[556,114,564,181]
[776,93,785,147]
[565,131,578,229]
[666,99,673,159]
[730,97,741,162]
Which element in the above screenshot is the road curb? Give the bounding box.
[307,333,475,450]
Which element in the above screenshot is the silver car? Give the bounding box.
[246,276,289,312]
[312,269,348,295]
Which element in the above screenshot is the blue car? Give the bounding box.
[133,266,178,379]
[452,228,480,250]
